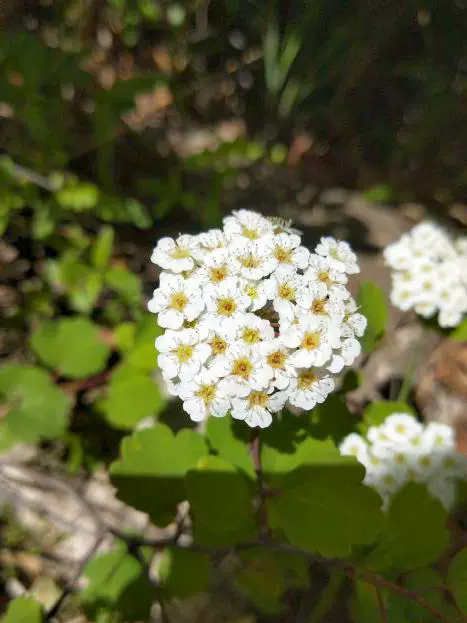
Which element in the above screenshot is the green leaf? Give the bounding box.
[362,184,394,204]
[357,281,388,353]
[206,417,255,478]
[365,484,449,571]
[102,370,166,430]
[447,547,467,614]
[110,425,206,526]
[91,226,114,270]
[450,319,467,342]
[105,266,142,307]
[81,544,152,621]
[349,579,385,623]
[114,322,136,352]
[361,401,415,432]
[186,456,256,546]
[310,394,359,444]
[267,440,384,557]
[31,317,110,379]
[69,270,103,314]
[385,568,448,622]
[3,596,43,623]
[0,364,71,449]
[122,314,162,371]
[159,548,212,598]
[55,182,100,210]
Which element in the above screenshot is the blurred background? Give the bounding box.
[1,1,467,621]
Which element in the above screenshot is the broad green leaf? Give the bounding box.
[267,440,384,557]
[451,319,467,342]
[3,596,43,623]
[91,225,114,270]
[105,266,142,307]
[159,548,211,598]
[31,317,110,379]
[102,371,166,430]
[235,547,309,615]
[310,394,359,443]
[349,579,386,623]
[186,456,256,546]
[365,484,449,571]
[206,417,255,478]
[122,314,162,371]
[357,281,388,353]
[114,322,136,352]
[69,269,103,313]
[110,425,206,525]
[384,568,449,622]
[0,364,71,449]
[361,401,415,432]
[81,544,152,621]
[447,547,467,614]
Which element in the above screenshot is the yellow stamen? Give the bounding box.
[217,297,236,316]
[267,350,287,369]
[301,331,321,351]
[297,371,317,389]
[248,391,269,407]
[232,357,253,379]
[197,384,216,404]
[175,344,193,362]
[170,292,188,311]
[242,328,261,344]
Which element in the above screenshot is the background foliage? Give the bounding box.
[1,1,467,621]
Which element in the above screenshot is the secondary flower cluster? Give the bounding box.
[384,221,467,327]
[148,210,366,428]
[339,413,466,510]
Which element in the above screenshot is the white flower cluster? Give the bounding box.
[340,413,467,511]
[384,221,467,327]
[148,210,366,428]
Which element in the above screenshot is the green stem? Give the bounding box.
[308,567,344,623]
[397,330,426,403]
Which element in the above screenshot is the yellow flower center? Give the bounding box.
[311,299,327,314]
[239,253,261,269]
[241,226,259,240]
[245,284,258,299]
[395,424,406,434]
[318,271,331,285]
[217,297,237,316]
[210,335,227,355]
[420,455,432,468]
[170,292,188,311]
[209,266,228,283]
[175,344,194,362]
[242,328,261,344]
[394,453,406,465]
[297,371,317,389]
[301,331,321,351]
[247,391,269,407]
[278,283,295,301]
[267,350,287,369]
[170,246,190,259]
[196,384,216,404]
[232,357,253,379]
[274,246,293,264]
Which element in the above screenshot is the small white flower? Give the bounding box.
[264,232,310,272]
[203,277,250,330]
[198,248,240,286]
[315,237,359,274]
[230,239,271,280]
[223,209,274,241]
[284,369,335,410]
[339,433,369,466]
[282,315,340,368]
[260,338,297,389]
[212,344,273,396]
[264,266,305,321]
[235,314,274,349]
[191,229,227,260]
[305,254,348,295]
[155,329,211,380]
[151,234,197,273]
[240,278,268,312]
[148,273,204,329]
[231,387,287,428]
[179,368,231,422]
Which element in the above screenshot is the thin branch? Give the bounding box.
[376,585,388,623]
[250,430,270,540]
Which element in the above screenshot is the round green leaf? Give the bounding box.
[361,401,415,432]
[110,424,206,526]
[91,225,114,271]
[186,456,257,547]
[267,440,384,557]
[105,266,142,307]
[357,281,388,353]
[102,371,166,430]
[365,484,449,571]
[0,364,71,448]
[31,317,110,379]
[206,417,255,478]
[81,545,152,621]
[447,547,467,614]
[159,548,212,598]
[3,596,43,623]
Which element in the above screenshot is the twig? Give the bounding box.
[249,430,270,539]
[376,585,388,623]
[308,567,344,623]
[45,530,107,620]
